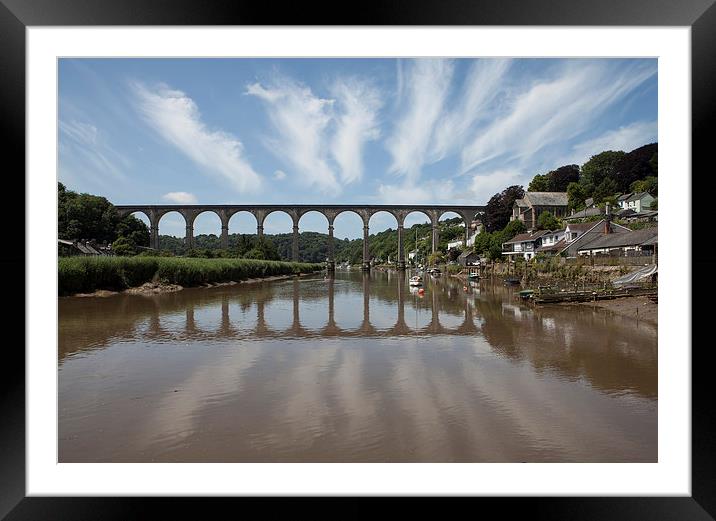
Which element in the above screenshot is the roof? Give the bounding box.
[514,198,529,208]
[626,192,653,203]
[503,230,549,245]
[536,238,566,252]
[457,250,478,260]
[524,192,568,207]
[565,222,599,232]
[565,207,603,220]
[617,193,633,202]
[578,226,658,251]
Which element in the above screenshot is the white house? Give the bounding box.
[617,192,655,213]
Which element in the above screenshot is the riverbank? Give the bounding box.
[59,256,324,296]
[574,295,657,325]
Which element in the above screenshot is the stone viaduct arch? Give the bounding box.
[116,204,485,270]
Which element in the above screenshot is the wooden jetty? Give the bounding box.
[530,286,657,304]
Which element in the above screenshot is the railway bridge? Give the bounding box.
[115,204,486,270]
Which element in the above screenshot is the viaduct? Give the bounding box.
[115,204,486,270]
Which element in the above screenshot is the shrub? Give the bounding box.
[58,256,322,295]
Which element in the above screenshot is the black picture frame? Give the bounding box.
[2,0,712,517]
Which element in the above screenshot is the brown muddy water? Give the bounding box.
[59,270,657,462]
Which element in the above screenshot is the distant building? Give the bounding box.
[511,192,569,231]
[577,225,658,257]
[58,238,112,256]
[617,192,655,213]
[457,250,480,266]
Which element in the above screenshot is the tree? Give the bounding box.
[116,215,150,248]
[484,185,525,232]
[579,151,626,196]
[244,237,280,260]
[629,176,658,196]
[566,181,588,211]
[447,247,462,262]
[502,219,527,240]
[111,236,138,256]
[528,174,550,192]
[612,143,658,192]
[428,252,445,266]
[547,164,580,191]
[593,177,618,204]
[536,211,560,231]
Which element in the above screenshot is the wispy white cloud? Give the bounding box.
[274,169,287,180]
[59,119,129,182]
[330,78,382,184]
[377,168,526,206]
[132,81,262,193]
[468,169,525,203]
[247,78,339,193]
[385,59,454,180]
[431,59,512,162]
[460,61,657,174]
[162,191,198,204]
[564,120,658,165]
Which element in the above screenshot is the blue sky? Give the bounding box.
[58,58,657,239]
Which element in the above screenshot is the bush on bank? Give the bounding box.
[58,256,323,296]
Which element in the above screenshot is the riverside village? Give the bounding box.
[57,57,658,464]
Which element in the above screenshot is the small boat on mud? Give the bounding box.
[430,268,441,277]
[519,289,534,300]
[409,275,423,286]
[504,277,521,285]
[467,271,480,280]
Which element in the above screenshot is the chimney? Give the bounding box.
[604,203,611,234]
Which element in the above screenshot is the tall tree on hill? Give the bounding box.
[484,185,525,232]
[579,151,626,197]
[528,174,549,192]
[612,142,658,193]
[548,164,580,191]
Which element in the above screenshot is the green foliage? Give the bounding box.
[58,257,322,296]
[528,174,550,192]
[566,181,588,211]
[502,219,527,239]
[58,183,121,244]
[111,236,138,256]
[536,211,560,231]
[428,252,446,265]
[485,185,525,232]
[629,176,658,196]
[580,150,626,193]
[58,183,150,253]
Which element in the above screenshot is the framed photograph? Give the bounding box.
[3,0,712,517]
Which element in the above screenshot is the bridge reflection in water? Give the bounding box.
[59,270,657,463]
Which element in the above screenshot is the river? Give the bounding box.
[58,270,657,462]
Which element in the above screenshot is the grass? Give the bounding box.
[58,256,324,296]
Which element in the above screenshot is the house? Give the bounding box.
[577,226,658,257]
[58,238,112,256]
[617,192,655,213]
[502,230,549,260]
[458,250,481,266]
[407,249,419,262]
[511,192,569,230]
[558,219,631,258]
[615,208,658,223]
[535,229,567,255]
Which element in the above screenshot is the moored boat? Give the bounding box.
[409,275,423,286]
